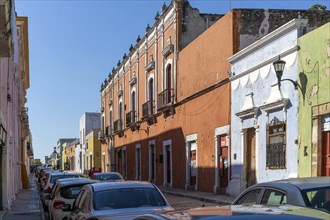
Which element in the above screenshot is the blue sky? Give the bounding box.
[15,0,329,162]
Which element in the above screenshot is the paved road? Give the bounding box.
[164,193,218,211]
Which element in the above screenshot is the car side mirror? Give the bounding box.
[61,204,72,212]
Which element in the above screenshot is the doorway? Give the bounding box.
[321,130,330,176]
[218,135,228,190]
[246,128,256,188]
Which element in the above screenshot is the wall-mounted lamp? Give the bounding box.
[135,121,149,135]
[273,56,299,90]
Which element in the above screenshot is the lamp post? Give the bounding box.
[273,56,298,90]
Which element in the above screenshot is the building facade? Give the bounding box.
[99,1,330,195]
[298,22,330,177]
[0,0,32,211]
[78,112,101,174]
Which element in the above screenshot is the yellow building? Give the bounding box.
[85,130,102,171]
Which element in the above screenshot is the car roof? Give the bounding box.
[92,172,121,176]
[256,177,330,190]
[59,179,99,187]
[89,181,156,192]
[50,172,79,176]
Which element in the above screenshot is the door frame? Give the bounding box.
[163,140,172,187]
[214,125,230,193]
[185,133,197,191]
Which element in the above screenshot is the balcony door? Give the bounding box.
[148,78,154,115]
[166,64,172,104]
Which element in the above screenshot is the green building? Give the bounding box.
[298,22,330,177]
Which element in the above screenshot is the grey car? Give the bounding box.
[232,177,330,213]
[90,172,124,182]
[62,181,173,220]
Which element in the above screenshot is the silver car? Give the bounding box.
[232,177,330,213]
[62,181,173,219]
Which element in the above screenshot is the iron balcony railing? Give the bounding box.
[126,110,136,126]
[142,100,154,119]
[157,89,173,110]
[113,119,123,133]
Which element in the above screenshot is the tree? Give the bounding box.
[309,4,327,10]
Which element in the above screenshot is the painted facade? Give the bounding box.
[78,112,100,174]
[99,1,330,195]
[228,18,330,197]
[298,22,330,177]
[85,130,101,171]
[0,0,32,211]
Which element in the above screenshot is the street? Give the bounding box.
[164,193,218,211]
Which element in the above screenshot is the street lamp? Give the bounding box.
[273,56,298,90]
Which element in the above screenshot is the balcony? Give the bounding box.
[145,61,155,72]
[113,119,123,133]
[162,43,174,58]
[98,130,105,141]
[129,76,137,86]
[126,110,136,127]
[142,100,154,119]
[157,89,173,110]
[105,125,113,137]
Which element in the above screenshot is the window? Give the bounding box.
[235,189,261,205]
[261,189,287,205]
[266,117,286,169]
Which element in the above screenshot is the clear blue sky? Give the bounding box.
[15,0,329,162]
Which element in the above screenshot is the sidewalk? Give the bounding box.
[157,185,235,205]
[1,174,44,220]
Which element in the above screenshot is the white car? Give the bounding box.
[62,181,173,219]
[48,178,99,220]
[41,172,80,211]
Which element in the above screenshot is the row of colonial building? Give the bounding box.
[0,0,33,211]
[96,1,330,197]
[46,0,330,198]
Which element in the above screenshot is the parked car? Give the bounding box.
[48,178,99,220]
[133,204,330,220]
[41,172,80,211]
[232,177,330,213]
[62,181,173,219]
[90,172,124,182]
[88,167,102,176]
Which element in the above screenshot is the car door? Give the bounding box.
[69,188,86,220]
[70,188,91,220]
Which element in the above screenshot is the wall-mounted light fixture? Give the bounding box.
[273,56,299,90]
[135,121,149,135]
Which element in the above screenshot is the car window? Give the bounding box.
[60,186,84,199]
[261,189,287,205]
[50,175,79,183]
[93,188,167,210]
[235,189,261,205]
[304,187,330,213]
[73,189,85,211]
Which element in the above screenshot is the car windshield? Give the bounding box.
[302,187,330,213]
[60,186,84,199]
[93,187,167,210]
[95,174,122,181]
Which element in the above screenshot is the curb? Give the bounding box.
[161,190,231,205]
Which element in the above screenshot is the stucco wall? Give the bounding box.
[298,23,330,177]
[229,22,301,197]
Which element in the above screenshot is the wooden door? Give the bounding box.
[166,145,171,184]
[246,128,256,188]
[321,131,330,176]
